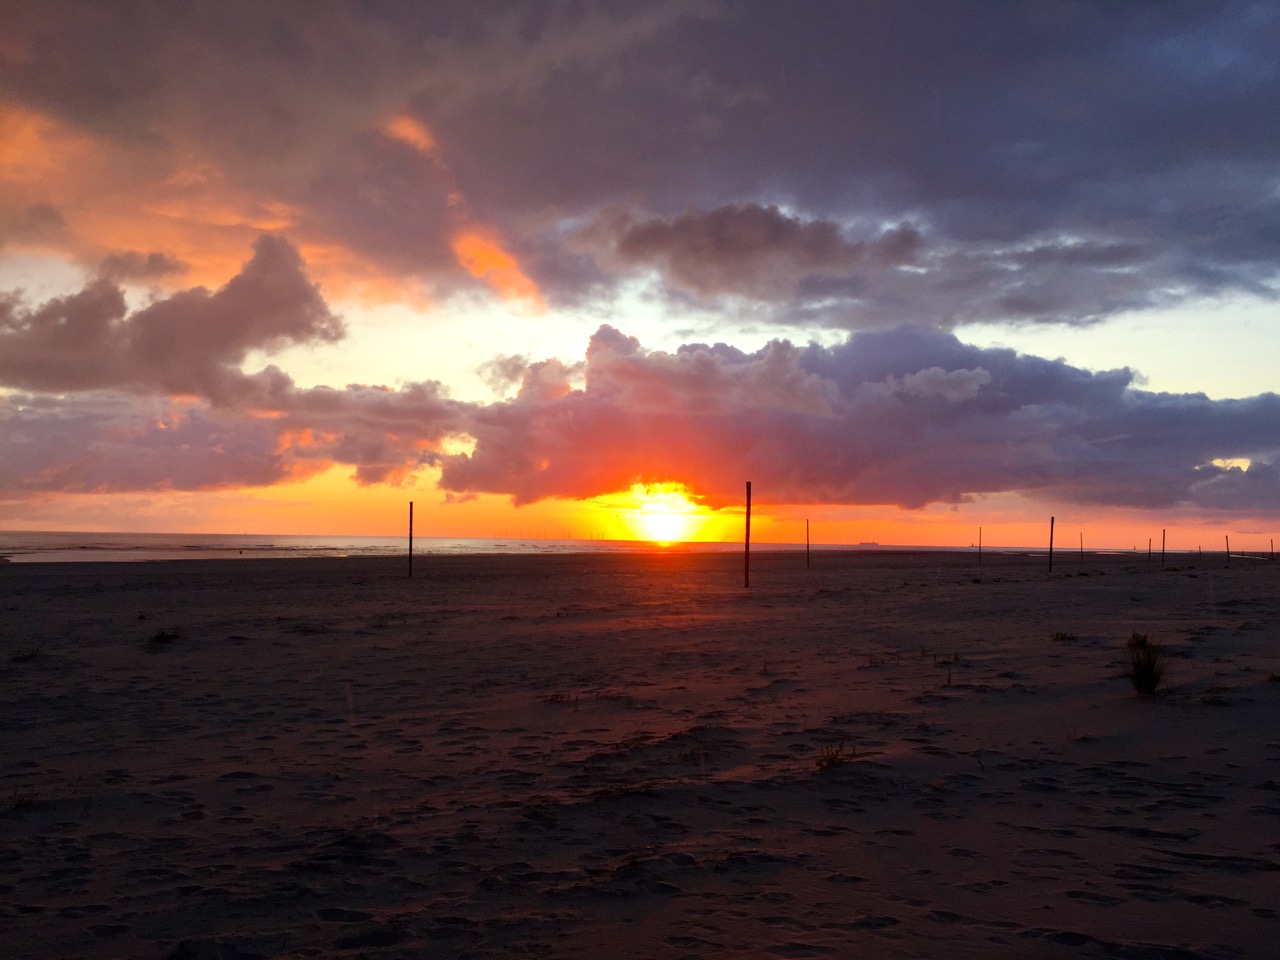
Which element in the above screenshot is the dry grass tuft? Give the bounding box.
[815,737,852,772]
[1124,632,1167,696]
[10,643,43,663]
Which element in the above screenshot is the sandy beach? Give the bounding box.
[2,549,1277,958]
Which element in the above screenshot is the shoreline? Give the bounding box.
[3,551,1278,957]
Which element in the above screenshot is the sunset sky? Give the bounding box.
[2,1,1278,547]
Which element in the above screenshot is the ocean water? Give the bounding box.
[0,530,750,563]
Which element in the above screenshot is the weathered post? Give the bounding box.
[408,501,414,578]
[1049,516,1055,572]
[1225,534,1231,567]
[744,482,752,588]
[978,526,983,567]
[805,518,810,569]
[1161,528,1166,567]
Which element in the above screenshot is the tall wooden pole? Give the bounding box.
[1079,532,1083,561]
[1049,516,1055,572]
[1161,528,1166,567]
[1225,534,1231,567]
[805,518,810,569]
[978,526,982,566]
[744,481,752,588]
[408,501,414,578]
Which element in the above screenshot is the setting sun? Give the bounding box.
[609,482,709,544]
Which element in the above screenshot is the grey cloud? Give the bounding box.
[97,250,189,282]
[5,3,1278,321]
[0,235,343,403]
[0,378,474,495]
[0,203,67,246]
[587,204,922,301]
[438,324,1280,513]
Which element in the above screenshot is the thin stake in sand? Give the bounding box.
[806,518,810,569]
[408,500,414,578]
[1048,516,1055,572]
[744,481,752,588]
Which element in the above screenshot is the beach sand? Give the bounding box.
[2,550,1277,958]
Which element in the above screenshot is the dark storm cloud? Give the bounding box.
[3,2,1276,320]
[437,325,1280,513]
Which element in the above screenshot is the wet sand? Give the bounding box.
[2,550,1278,958]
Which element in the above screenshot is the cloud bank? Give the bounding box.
[2,2,1276,324]
[439,324,1280,513]
[5,236,1276,518]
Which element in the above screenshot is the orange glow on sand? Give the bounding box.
[451,230,544,308]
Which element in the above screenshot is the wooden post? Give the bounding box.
[744,481,752,588]
[1079,532,1083,561]
[408,501,414,578]
[805,518,810,569]
[978,526,982,566]
[1225,534,1231,567]
[1148,537,1152,559]
[1161,528,1166,567]
[1049,516,1055,572]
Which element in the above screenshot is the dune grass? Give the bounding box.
[1125,632,1167,696]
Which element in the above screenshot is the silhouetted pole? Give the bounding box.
[978,526,982,566]
[1049,516,1055,572]
[806,518,810,569]
[1079,532,1084,561]
[1148,537,1152,559]
[1161,528,1166,567]
[744,481,752,588]
[1225,534,1231,567]
[408,501,414,578]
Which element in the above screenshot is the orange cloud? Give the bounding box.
[451,230,544,307]
[381,114,438,156]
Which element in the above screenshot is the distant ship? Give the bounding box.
[857,541,879,547]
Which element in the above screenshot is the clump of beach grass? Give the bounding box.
[1125,632,1167,696]
[815,736,851,772]
[149,628,182,646]
[10,643,43,663]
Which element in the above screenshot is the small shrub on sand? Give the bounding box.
[1125,632,1167,696]
[1051,631,1078,643]
[149,629,182,646]
[815,737,851,772]
[10,644,43,663]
